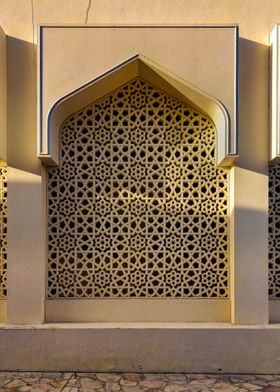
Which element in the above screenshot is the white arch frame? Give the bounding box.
[38,54,237,167]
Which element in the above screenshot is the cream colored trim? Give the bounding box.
[38,26,238,167]
[38,24,239,28]
[40,54,234,167]
[45,299,230,322]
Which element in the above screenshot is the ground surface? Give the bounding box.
[0,372,280,392]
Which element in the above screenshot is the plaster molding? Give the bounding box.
[37,25,238,167]
[40,55,235,167]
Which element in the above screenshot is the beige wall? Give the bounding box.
[0,0,275,172]
[0,0,272,174]
[0,0,279,44]
[0,0,272,178]
[0,0,274,323]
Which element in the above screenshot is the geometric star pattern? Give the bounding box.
[0,165,7,299]
[47,78,229,298]
[269,164,280,298]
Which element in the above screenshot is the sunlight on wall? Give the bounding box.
[47,78,229,299]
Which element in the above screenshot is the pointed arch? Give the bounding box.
[39,54,237,167]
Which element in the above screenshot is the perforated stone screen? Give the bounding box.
[269,165,280,298]
[47,78,229,298]
[0,165,7,299]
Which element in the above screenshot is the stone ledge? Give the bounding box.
[1,322,280,329]
[0,323,280,373]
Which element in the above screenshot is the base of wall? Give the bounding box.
[0,322,280,373]
[46,299,230,322]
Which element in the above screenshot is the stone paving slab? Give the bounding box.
[0,372,279,392]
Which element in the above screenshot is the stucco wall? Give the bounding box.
[0,0,274,324]
[0,0,274,171]
[0,0,279,44]
[0,0,271,174]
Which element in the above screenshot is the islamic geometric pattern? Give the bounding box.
[269,164,280,298]
[0,165,7,299]
[47,78,229,298]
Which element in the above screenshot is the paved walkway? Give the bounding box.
[0,372,280,392]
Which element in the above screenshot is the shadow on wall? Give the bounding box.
[5,36,270,177]
[2,34,272,325]
[7,36,40,176]
[237,38,269,175]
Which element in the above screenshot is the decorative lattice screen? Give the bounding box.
[0,165,7,299]
[47,78,229,299]
[269,165,280,298]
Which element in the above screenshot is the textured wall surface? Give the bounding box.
[269,166,280,298]
[0,0,279,44]
[47,79,229,299]
[0,165,7,299]
[0,0,272,324]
